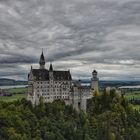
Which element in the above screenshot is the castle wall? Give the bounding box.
[28,79,72,105]
[72,86,90,112]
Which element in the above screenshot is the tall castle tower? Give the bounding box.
[39,51,45,69]
[91,70,99,92]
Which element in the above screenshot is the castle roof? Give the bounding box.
[93,70,97,73]
[53,70,72,81]
[31,69,72,81]
[32,69,49,80]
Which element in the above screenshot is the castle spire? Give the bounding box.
[39,50,45,69]
[49,63,53,71]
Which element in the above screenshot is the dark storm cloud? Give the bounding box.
[0,0,140,80]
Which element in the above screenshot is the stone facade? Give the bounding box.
[27,51,99,111]
[71,80,92,112]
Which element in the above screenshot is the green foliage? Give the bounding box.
[87,89,140,140]
[0,94,26,102]
[0,91,140,140]
[7,87,27,94]
[0,87,27,102]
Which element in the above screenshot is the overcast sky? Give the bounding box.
[0,0,140,81]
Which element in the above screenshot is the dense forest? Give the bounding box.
[0,90,140,140]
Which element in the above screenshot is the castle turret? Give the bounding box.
[39,51,45,69]
[91,70,99,92]
[27,65,34,104]
[49,63,53,71]
[28,65,34,81]
[49,63,54,102]
[49,63,53,79]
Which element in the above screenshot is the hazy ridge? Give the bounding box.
[0,78,27,86]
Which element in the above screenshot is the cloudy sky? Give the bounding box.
[0,0,140,81]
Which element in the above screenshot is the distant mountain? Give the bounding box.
[73,79,140,88]
[99,81,140,88]
[0,78,27,86]
[1,78,140,87]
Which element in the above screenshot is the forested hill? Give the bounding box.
[0,78,27,86]
[0,90,140,140]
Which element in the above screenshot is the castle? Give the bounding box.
[27,51,99,111]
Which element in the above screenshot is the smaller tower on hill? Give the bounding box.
[91,70,99,92]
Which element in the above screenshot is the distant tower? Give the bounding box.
[39,51,45,69]
[91,70,99,92]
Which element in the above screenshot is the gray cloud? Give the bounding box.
[0,0,140,80]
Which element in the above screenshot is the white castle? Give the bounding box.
[27,51,99,111]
